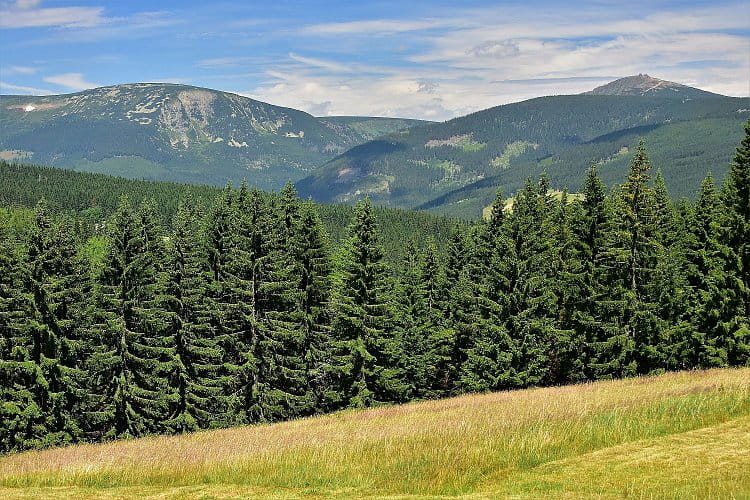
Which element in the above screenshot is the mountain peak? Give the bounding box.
[583,74,722,98]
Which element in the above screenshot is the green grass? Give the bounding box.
[1,368,748,498]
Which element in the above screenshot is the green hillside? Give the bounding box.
[0,84,427,190]
[1,369,747,498]
[421,116,746,217]
[297,78,748,217]
[0,161,461,263]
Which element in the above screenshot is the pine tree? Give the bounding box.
[296,202,333,414]
[85,196,170,440]
[328,199,407,408]
[25,201,88,447]
[0,216,38,452]
[594,142,661,377]
[720,120,750,365]
[163,197,225,432]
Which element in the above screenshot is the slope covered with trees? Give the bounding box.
[0,161,459,265]
[1,123,749,454]
[0,84,427,190]
[297,88,749,217]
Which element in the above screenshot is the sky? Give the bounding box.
[1,0,749,120]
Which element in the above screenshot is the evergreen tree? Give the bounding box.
[328,199,407,408]
[594,142,661,377]
[459,191,516,392]
[0,216,38,453]
[25,201,88,447]
[163,197,225,432]
[677,175,729,368]
[85,196,170,440]
[296,202,333,414]
[572,165,609,381]
[720,120,750,365]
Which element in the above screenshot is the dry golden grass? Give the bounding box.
[1,368,748,499]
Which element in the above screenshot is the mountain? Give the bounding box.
[297,77,748,217]
[583,74,722,98]
[0,84,427,190]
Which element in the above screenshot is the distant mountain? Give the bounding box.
[297,77,748,217]
[0,84,427,189]
[583,74,722,98]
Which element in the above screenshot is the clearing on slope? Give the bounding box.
[0,368,748,498]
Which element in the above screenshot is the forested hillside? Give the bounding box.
[298,80,749,217]
[0,161,460,264]
[1,123,748,454]
[0,84,427,190]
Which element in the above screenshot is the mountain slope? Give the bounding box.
[1,368,747,498]
[583,73,722,98]
[0,84,427,190]
[297,78,748,217]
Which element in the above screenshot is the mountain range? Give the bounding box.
[0,83,426,190]
[2,75,748,216]
[298,75,748,216]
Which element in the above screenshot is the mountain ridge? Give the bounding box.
[296,77,748,216]
[582,74,723,98]
[0,83,428,190]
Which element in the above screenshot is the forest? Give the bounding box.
[0,122,748,454]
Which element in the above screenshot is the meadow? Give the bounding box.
[1,368,748,499]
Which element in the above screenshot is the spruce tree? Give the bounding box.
[572,165,609,381]
[0,216,38,452]
[296,202,333,414]
[25,201,88,447]
[459,191,516,392]
[594,142,661,377]
[328,198,407,408]
[85,196,170,440]
[678,175,729,368]
[163,197,225,432]
[720,120,750,365]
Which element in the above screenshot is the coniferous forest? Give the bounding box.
[0,123,748,455]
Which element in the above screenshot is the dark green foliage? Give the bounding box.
[328,199,407,408]
[298,94,749,216]
[720,121,750,365]
[2,121,750,454]
[163,197,225,432]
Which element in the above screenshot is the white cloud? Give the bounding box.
[43,72,100,90]
[0,80,53,94]
[247,2,749,119]
[301,18,449,35]
[15,0,41,9]
[2,65,37,75]
[0,5,104,28]
[288,53,352,73]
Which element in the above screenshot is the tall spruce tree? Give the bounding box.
[25,201,88,447]
[163,197,225,432]
[329,199,407,408]
[86,196,171,440]
[594,142,661,377]
[720,120,750,365]
[459,191,516,392]
[296,202,333,414]
[0,215,38,453]
[678,174,729,368]
[572,165,609,381]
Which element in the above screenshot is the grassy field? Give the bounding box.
[1,368,748,499]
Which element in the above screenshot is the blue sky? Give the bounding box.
[1,0,748,120]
